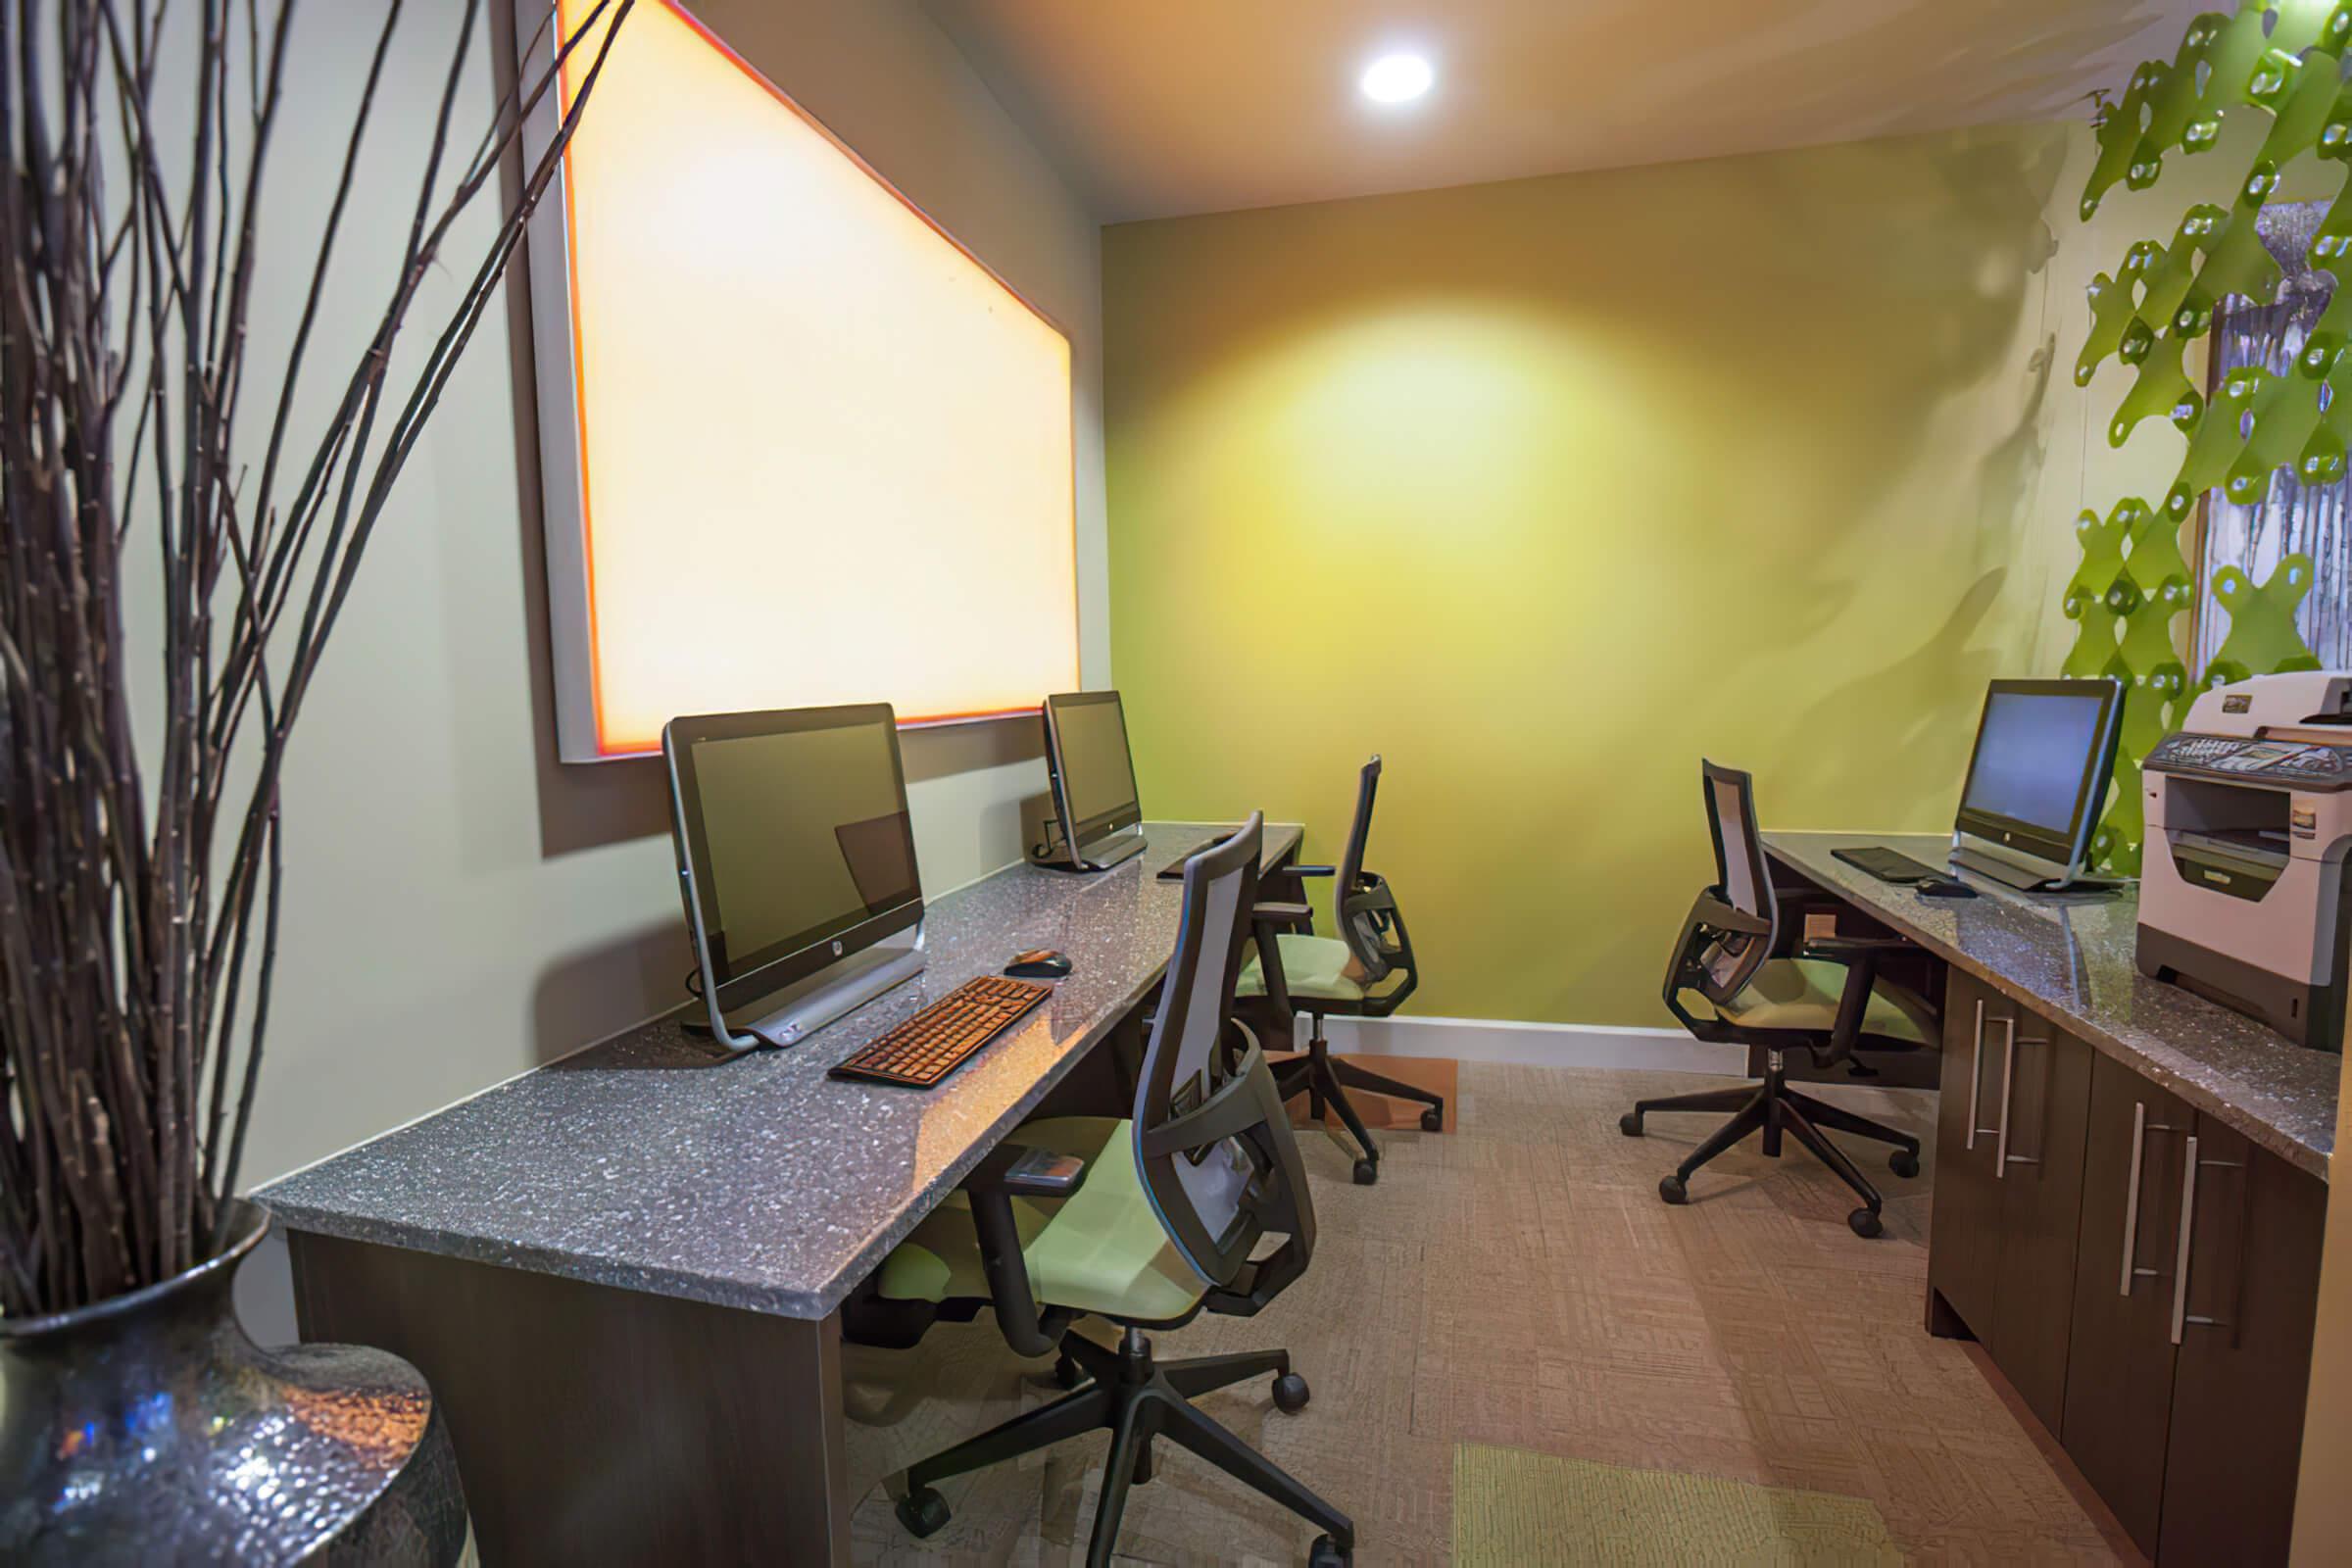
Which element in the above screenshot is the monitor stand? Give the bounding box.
[1075,826,1147,872]
[1030,823,1147,873]
[684,924,926,1052]
[1951,835,2120,894]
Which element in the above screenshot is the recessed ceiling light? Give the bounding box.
[1359,52,1434,106]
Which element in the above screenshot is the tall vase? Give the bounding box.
[0,1200,468,1564]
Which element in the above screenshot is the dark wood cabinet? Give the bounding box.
[2156,1120,2327,1566]
[1988,1021,2091,1433]
[2063,1050,2194,1557]
[1929,972,2006,1339]
[1919,974,2327,1561]
[1770,844,2330,1565]
[1926,973,2092,1433]
[2052,1052,2326,1566]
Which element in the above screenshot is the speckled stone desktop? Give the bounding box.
[1769,832,2338,1181]
[258,823,1300,1320]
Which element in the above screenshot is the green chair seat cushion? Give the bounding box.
[874,1116,1209,1321]
[1236,934,1363,1004]
[1716,958,1933,1044]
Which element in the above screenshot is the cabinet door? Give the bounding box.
[1989,1025,2092,1433]
[2158,1124,2327,1567]
[2062,1051,2191,1557]
[1928,973,2008,1340]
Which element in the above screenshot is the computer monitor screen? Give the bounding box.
[664,704,922,1006]
[1044,690,1142,846]
[1954,678,2124,872]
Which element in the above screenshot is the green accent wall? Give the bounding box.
[1104,122,2201,1027]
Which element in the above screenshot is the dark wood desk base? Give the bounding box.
[285,979,1171,1565]
[290,1234,852,1566]
[277,828,1306,1563]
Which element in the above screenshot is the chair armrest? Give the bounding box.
[1799,935,1915,961]
[1249,906,1301,1015]
[1289,864,1336,878]
[960,1144,1080,1356]
[1693,893,1771,937]
[1802,940,1926,1065]
[968,1141,1087,1199]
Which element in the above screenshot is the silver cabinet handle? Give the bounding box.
[1993,1018,2020,1179]
[2004,1033,2047,1172]
[2120,1101,2146,1296]
[2172,1133,2199,1345]
[1965,997,1985,1152]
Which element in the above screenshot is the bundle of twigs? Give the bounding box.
[0,0,635,1315]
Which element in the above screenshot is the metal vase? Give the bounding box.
[0,1200,468,1564]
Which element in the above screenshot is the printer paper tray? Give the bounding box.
[2175,828,2291,873]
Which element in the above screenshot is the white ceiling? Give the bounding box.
[924,0,2206,223]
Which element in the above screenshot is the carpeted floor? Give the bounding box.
[841,1060,2131,1564]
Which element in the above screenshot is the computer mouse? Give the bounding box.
[1005,949,1073,979]
[1918,877,1978,900]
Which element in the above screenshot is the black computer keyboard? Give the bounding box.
[1832,845,1949,884]
[828,974,1053,1088]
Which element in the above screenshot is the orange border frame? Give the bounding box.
[553,0,1083,758]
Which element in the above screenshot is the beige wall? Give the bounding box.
[235,0,1103,1206]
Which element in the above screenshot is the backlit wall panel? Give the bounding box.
[530,1,1078,759]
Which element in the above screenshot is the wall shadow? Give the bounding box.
[527,917,692,1066]
[901,712,1045,782]
[1774,568,2010,814]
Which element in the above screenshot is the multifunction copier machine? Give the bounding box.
[2138,671,2352,1051]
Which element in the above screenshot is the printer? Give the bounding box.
[2138,670,2352,1051]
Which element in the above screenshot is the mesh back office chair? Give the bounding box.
[876,815,1354,1568]
[1618,761,1935,1237]
[1235,757,1440,1186]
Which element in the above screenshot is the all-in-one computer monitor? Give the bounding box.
[663,703,926,1051]
[1039,690,1145,871]
[1951,676,2126,890]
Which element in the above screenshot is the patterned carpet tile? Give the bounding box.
[1451,1443,1903,1565]
[841,1060,2126,1565]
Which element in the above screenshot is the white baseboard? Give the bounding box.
[1310,1013,1745,1074]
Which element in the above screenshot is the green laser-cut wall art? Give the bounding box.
[2074,0,2335,873]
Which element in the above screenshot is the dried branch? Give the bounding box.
[1,0,636,1313]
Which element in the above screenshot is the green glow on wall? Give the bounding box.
[1104,124,2079,1027]
[2075,0,2335,873]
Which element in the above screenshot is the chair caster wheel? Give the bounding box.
[1273,1371,1310,1414]
[1659,1174,1688,1205]
[1619,1112,1643,1138]
[897,1485,951,1539]
[1889,1150,1921,1179]
[1421,1105,1444,1132]
[1848,1207,1884,1239]
[1352,1158,1378,1186]
[1053,1351,1084,1389]
[1309,1534,1352,1567]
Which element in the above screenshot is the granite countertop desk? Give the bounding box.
[259,821,1302,1321]
[1767,831,2340,1181]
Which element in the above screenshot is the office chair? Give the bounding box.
[1235,757,1438,1187]
[1619,761,1933,1237]
[875,814,1354,1568]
